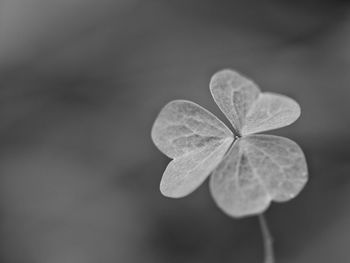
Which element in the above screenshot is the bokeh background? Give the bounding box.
[0,0,350,262]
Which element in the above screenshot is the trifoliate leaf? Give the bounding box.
[210,134,308,218]
[151,100,234,197]
[151,70,308,217]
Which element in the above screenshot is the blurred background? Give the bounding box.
[0,0,350,262]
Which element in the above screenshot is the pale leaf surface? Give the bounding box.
[160,138,233,198]
[210,70,260,134]
[241,93,301,135]
[151,100,233,158]
[210,134,308,217]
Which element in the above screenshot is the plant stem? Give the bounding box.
[258,213,275,263]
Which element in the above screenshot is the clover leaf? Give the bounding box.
[151,69,308,218]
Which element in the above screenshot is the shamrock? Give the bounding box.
[151,69,308,217]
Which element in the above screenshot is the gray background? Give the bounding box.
[0,0,349,262]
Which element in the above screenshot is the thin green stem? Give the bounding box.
[258,213,275,263]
